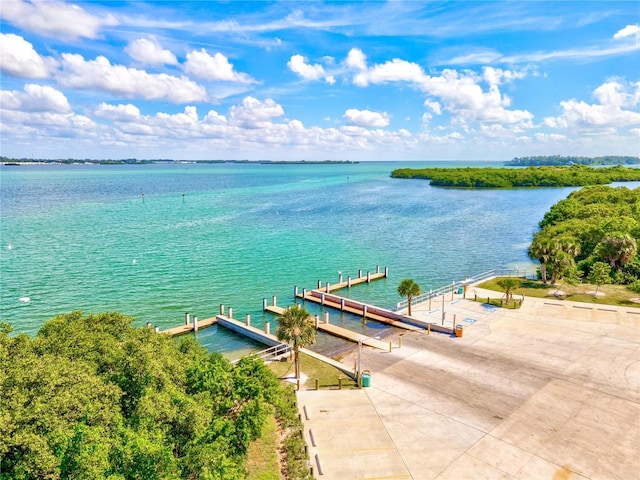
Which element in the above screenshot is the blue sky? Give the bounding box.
[1,1,638,161]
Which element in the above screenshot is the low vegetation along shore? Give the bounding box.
[391,164,640,188]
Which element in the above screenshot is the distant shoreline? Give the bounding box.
[1,158,358,166]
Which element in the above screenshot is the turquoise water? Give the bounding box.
[1,162,627,355]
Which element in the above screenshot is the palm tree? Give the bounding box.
[597,233,638,272]
[528,236,555,283]
[497,277,520,304]
[276,304,316,380]
[397,279,421,316]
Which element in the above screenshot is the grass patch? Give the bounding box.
[246,414,280,480]
[268,352,357,389]
[477,277,640,307]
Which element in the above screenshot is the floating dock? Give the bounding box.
[161,306,356,379]
[264,300,392,351]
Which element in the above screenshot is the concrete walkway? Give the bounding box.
[297,293,640,479]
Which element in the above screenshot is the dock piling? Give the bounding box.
[314,315,319,328]
[193,316,198,332]
[376,265,380,273]
[265,322,270,335]
[347,276,352,288]
[263,298,267,310]
[272,296,277,306]
[367,271,371,283]
[324,312,329,324]
[228,308,233,319]
[220,304,225,315]
[185,312,190,325]
[245,314,251,326]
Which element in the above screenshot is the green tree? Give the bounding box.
[587,261,611,295]
[596,233,638,272]
[528,236,555,283]
[397,278,421,316]
[497,277,520,304]
[276,305,316,380]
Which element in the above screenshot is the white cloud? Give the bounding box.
[593,80,639,108]
[345,48,367,71]
[0,33,57,79]
[183,49,255,83]
[287,54,329,82]
[344,109,390,128]
[424,100,442,115]
[482,66,527,86]
[125,37,178,66]
[229,96,284,128]
[0,0,117,40]
[57,53,208,103]
[353,58,425,87]
[1,84,71,113]
[545,80,640,131]
[94,103,141,121]
[613,24,640,40]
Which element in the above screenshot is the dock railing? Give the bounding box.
[230,343,291,365]
[394,268,536,311]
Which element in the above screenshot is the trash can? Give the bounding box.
[455,325,463,337]
[456,286,464,294]
[361,370,371,388]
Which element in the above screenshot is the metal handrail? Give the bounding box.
[394,268,535,311]
[231,343,291,364]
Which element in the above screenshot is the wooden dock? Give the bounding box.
[317,323,392,351]
[160,307,357,379]
[264,302,392,351]
[296,290,425,332]
[161,316,218,336]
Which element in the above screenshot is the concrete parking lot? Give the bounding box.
[297,291,639,479]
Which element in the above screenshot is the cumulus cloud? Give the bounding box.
[482,66,527,86]
[1,84,71,113]
[424,100,442,115]
[94,103,141,121]
[288,54,333,83]
[353,58,425,87]
[345,48,367,71]
[125,37,178,66]
[229,96,284,128]
[346,50,534,128]
[344,109,390,128]
[57,53,208,103]
[544,80,640,131]
[0,0,117,40]
[0,33,57,79]
[613,24,640,40]
[183,49,255,83]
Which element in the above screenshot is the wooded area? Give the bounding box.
[390,165,640,188]
[528,185,639,291]
[0,312,310,479]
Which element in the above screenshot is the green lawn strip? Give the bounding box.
[268,352,357,389]
[245,414,280,480]
[477,277,640,308]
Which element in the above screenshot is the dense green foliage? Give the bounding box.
[0,312,309,480]
[528,186,640,289]
[505,155,639,166]
[390,165,640,188]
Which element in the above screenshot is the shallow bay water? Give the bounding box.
[2,161,627,357]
